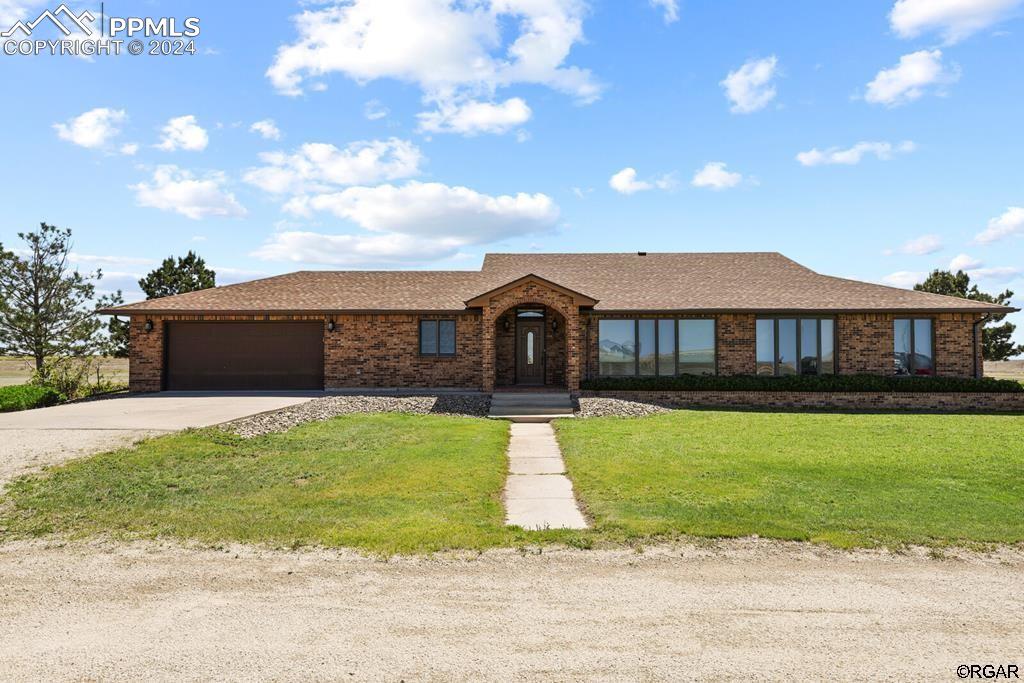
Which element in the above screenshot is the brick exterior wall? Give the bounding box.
[494,311,516,386]
[581,390,1024,412]
[479,280,581,392]
[493,307,567,387]
[128,308,984,393]
[716,314,756,376]
[129,313,484,392]
[583,311,982,381]
[324,313,482,389]
[128,316,165,392]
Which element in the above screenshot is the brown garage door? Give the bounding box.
[165,322,324,390]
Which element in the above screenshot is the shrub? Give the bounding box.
[580,373,1024,393]
[31,356,123,400]
[0,384,63,412]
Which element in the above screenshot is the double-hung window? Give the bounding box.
[419,319,456,356]
[756,318,835,376]
[894,318,933,375]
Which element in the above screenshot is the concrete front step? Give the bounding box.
[491,393,571,404]
[489,405,574,416]
[489,414,576,423]
[489,395,573,405]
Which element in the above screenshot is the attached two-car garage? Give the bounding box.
[164,322,324,390]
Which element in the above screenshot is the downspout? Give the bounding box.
[972,314,989,378]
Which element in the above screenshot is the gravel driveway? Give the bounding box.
[0,539,1020,681]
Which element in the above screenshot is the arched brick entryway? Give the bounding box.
[467,276,596,393]
[493,305,568,387]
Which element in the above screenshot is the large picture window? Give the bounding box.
[598,319,635,376]
[678,319,715,375]
[597,318,716,376]
[756,318,836,376]
[419,319,456,356]
[894,318,934,375]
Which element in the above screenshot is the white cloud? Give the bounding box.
[609,168,649,194]
[797,140,915,166]
[364,99,389,121]
[865,50,959,106]
[212,266,270,284]
[130,165,247,220]
[53,108,126,149]
[68,253,154,267]
[255,180,559,265]
[265,0,602,109]
[608,167,675,195]
[156,115,209,151]
[720,56,778,114]
[975,207,1024,244]
[251,231,463,266]
[690,162,743,190]
[650,0,679,24]
[249,119,281,141]
[889,0,1023,44]
[243,138,423,195]
[284,181,558,239]
[949,253,983,271]
[119,142,139,156]
[881,271,925,288]
[417,97,531,136]
[884,234,943,256]
[969,266,1022,281]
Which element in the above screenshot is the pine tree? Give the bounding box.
[914,269,1022,360]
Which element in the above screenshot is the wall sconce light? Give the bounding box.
[503,317,511,332]
[551,318,559,333]
[143,319,154,333]
[327,319,337,332]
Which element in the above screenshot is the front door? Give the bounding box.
[516,320,545,385]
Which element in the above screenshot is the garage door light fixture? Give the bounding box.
[327,319,337,332]
[143,319,154,333]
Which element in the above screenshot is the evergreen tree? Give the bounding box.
[139,251,216,299]
[915,269,1022,360]
[0,223,114,372]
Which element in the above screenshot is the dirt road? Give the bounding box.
[0,539,1020,681]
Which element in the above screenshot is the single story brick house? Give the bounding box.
[101,252,1015,394]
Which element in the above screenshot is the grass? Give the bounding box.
[555,410,1024,548]
[0,413,560,554]
[0,384,62,412]
[4,410,1023,553]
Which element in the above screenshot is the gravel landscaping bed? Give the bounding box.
[224,394,491,438]
[575,397,670,418]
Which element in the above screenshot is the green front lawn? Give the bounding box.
[556,411,1024,548]
[1,413,530,554]
[4,410,1022,553]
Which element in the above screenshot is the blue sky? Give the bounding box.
[1,0,1022,346]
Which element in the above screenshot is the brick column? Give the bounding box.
[566,309,580,393]
[129,315,164,392]
[481,309,496,392]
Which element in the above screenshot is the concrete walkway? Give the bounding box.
[503,422,587,530]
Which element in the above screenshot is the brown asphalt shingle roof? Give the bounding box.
[101,252,1014,314]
